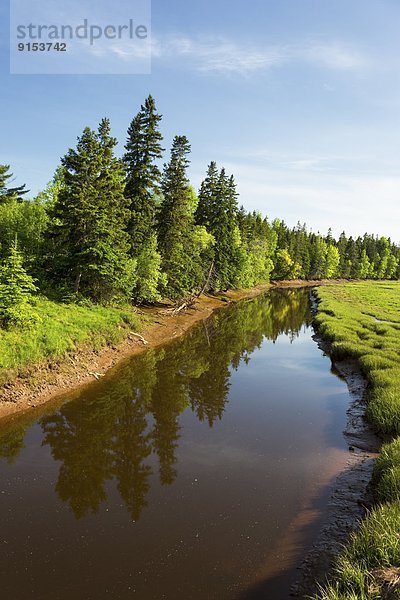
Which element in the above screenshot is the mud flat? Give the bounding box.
[292,314,382,598]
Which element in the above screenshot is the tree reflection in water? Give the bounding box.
[0,288,312,521]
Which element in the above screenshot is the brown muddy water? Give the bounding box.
[0,289,353,600]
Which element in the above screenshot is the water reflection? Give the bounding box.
[1,289,311,522]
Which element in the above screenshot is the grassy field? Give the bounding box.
[0,297,142,385]
[313,281,400,599]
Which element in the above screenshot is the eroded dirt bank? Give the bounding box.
[0,284,278,420]
[0,279,373,598]
[0,280,350,421]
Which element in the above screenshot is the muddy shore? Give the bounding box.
[0,279,349,422]
[0,283,276,420]
[0,279,381,598]
[291,298,382,598]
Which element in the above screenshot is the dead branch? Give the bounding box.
[88,372,104,380]
[129,332,148,345]
[198,260,215,297]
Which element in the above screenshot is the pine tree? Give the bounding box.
[46,119,134,302]
[158,136,213,298]
[124,96,166,302]
[196,164,243,290]
[0,239,37,327]
[0,165,29,204]
[124,95,164,250]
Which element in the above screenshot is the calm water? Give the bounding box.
[0,289,351,600]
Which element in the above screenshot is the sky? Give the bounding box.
[1,0,400,240]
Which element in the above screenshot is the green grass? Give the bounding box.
[312,503,400,599]
[373,437,400,503]
[313,282,400,599]
[0,297,143,385]
[315,282,400,436]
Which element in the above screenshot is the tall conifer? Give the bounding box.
[196,164,243,290]
[124,95,164,249]
[0,165,28,204]
[46,119,134,301]
[124,95,166,302]
[159,136,213,298]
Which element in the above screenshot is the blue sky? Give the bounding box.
[1,0,400,239]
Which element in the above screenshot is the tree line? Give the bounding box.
[1,95,399,324]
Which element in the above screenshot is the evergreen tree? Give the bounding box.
[124,95,164,250]
[196,164,243,290]
[195,161,219,229]
[0,239,37,327]
[159,137,213,298]
[124,96,165,302]
[0,165,29,204]
[45,119,134,302]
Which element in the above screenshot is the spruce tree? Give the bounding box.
[0,239,37,327]
[124,95,164,250]
[46,119,134,302]
[195,161,219,229]
[0,165,29,204]
[159,136,213,298]
[196,164,243,290]
[124,95,165,302]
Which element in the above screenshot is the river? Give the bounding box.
[0,288,352,599]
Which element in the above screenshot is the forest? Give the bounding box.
[0,95,399,331]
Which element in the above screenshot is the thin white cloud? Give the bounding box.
[300,41,369,71]
[61,30,371,77]
[148,34,370,76]
[151,35,287,76]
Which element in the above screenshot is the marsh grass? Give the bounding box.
[315,282,400,436]
[314,282,400,599]
[312,504,400,599]
[0,297,142,385]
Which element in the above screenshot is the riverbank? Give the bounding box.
[0,283,279,420]
[0,279,351,421]
[293,325,381,598]
[309,282,400,599]
[0,279,385,598]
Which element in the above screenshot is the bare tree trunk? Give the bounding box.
[74,272,82,294]
[198,260,215,297]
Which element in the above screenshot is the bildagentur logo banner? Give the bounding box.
[10,0,151,74]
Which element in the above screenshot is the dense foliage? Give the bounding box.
[1,95,400,327]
